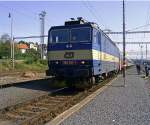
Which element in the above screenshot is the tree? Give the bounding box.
[26,48,40,61]
[18,40,29,47]
[18,40,26,44]
[0,40,20,59]
[0,33,11,43]
[0,41,11,58]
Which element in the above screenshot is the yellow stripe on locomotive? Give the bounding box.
[48,49,119,63]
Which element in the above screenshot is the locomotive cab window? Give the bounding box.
[71,27,91,42]
[50,29,69,43]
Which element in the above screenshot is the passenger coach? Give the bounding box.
[46,17,120,85]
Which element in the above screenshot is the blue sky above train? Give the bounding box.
[0,1,149,39]
[0,1,150,59]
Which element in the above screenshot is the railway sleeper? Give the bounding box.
[41,99,66,104]
[23,106,44,114]
[35,103,57,108]
[20,101,72,125]
[47,99,64,103]
[18,109,36,115]
[47,96,71,101]
[41,99,65,104]
[6,112,29,121]
[7,109,33,118]
[27,106,48,112]
[20,111,55,125]
[53,95,73,98]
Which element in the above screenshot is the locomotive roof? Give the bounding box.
[50,23,92,30]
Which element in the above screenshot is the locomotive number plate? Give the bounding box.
[63,61,75,65]
[64,52,74,58]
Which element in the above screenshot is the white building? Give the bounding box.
[29,43,38,51]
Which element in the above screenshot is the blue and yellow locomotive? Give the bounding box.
[46,17,120,85]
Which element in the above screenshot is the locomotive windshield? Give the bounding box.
[49,27,91,43]
[71,27,90,42]
[50,29,69,43]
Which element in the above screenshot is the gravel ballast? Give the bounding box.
[60,67,150,125]
[0,80,57,110]
[0,73,46,86]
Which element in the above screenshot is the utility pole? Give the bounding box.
[146,44,147,60]
[9,12,14,69]
[39,11,46,59]
[123,0,126,87]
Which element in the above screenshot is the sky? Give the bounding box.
[0,0,150,59]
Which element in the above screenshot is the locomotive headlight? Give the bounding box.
[81,61,85,64]
[55,61,59,64]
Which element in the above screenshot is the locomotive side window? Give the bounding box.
[50,29,69,43]
[71,27,91,42]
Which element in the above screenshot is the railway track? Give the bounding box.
[0,75,116,125]
[0,72,21,77]
[0,77,51,89]
[0,72,49,89]
[0,87,70,125]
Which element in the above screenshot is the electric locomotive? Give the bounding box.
[46,17,120,85]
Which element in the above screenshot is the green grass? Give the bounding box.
[0,59,48,73]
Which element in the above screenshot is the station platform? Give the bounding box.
[60,67,150,125]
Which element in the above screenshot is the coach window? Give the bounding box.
[50,29,69,43]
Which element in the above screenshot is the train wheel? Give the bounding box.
[89,77,95,85]
[102,73,107,80]
[95,76,101,84]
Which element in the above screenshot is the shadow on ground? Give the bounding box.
[13,78,60,92]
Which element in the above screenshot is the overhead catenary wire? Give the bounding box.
[0,3,58,41]
[13,4,57,29]
[81,0,107,30]
[85,1,109,30]
[0,3,42,42]
[127,5,150,32]
[0,4,38,21]
[0,3,39,38]
[127,24,150,32]
[127,2,150,60]
[143,4,150,59]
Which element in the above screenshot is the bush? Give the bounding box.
[39,59,47,65]
[0,41,11,59]
[25,58,34,64]
[26,49,40,62]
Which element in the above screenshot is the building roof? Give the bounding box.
[17,44,29,49]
